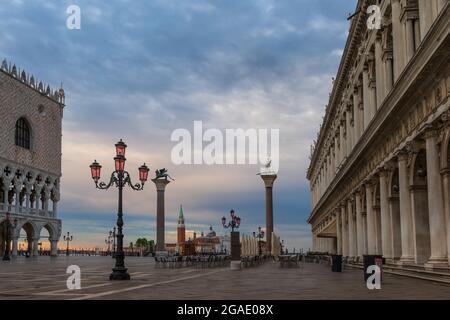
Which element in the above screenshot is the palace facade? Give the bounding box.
[0,59,65,257]
[307,0,450,270]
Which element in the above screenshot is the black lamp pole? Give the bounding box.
[90,139,149,281]
[63,232,73,256]
[253,227,265,256]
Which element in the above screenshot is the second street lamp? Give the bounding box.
[63,232,73,256]
[90,139,149,281]
[253,227,265,256]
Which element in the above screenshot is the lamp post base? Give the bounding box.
[110,268,131,280]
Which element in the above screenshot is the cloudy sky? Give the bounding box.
[0,0,355,251]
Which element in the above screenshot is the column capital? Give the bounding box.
[423,124,439,139]
[260,174,277,188]
[151,178,171,191]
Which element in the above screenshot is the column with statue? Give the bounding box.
[152,168,174,255]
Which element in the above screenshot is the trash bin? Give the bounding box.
[331,255,342,272]
[363,255,383,282]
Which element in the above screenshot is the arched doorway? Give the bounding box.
[39,224,57,256]
[18,222,36,257]
[410,149,431,264]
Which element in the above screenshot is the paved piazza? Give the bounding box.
[0,257,450,300]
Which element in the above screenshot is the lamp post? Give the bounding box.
[253,227,265,256]
[90,139,149,281]
[2,213,17,261]
[105,232,113,255]
[63,232,73,256]
[222,209,241,270]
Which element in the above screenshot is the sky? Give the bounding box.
[0,0,356,251]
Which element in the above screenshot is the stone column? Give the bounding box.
[2,179,10,211]
[405,18,416,61]
[379,170,393,260]
[152,178,171,253]
[418,0,434,41]
[32,237,40,256]
[341,205,348,257]
[362,67,370,130]
[336,209,342,255]
[353,88,360,141]
[12,236,18,257]
[375,34,385,108]
[346,106,353,152]
[355,192,364,260]
[50,239,58,257]
[398,152,415,263]
[365,183,377,255]
[347,199,356,259]
[14,184,21,214]
[441,168,450,265]
[392,0,406,81]
[424,128,448,268]
[261,174,277,255]
[389,195,402,260]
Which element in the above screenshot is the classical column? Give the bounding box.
[379,170,393,260]
[347,199,356,259]
[375,34,385,108]
[389,194,402,260]
[355,191,364,259]
[398,152,415,263]
[405,18,416,61]
[346,108,353,153]
[362,66,370,130]
[353,88,360,141]
[2,178,10,211]
[441,167,450,264]
[32,237,40,256]
[392,0,407,80]
[12,236,18,257]
[365,183,377,255]
[25,184,31,214]
[261,174,277,255]
[14,183,21,214]
[50,239,58,257]
[424,128,448,267]
[341,205,348,257]
[336,209,342,255]
[152,178,171,253]
[418,0,434,41]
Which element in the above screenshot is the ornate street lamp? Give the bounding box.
[90,139,149,281]
[253,226,265,256]
[222,209,242,270]
[221,209,241,232]
[63,232,73,256]
[2,213,17,261]
[105,231,113,255]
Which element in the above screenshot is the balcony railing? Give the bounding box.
[0,204,56,219]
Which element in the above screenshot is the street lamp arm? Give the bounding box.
[96,171,118,190]
[123,172,144,191]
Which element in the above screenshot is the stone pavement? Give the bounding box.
[0,256,450,300]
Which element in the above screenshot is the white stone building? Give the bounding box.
[0,59,65,257]
[307,0,450,271]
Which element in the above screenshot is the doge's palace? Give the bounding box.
[0,59,65,257]
[307,0,450,272]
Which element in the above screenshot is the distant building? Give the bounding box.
[176,205,185,253]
